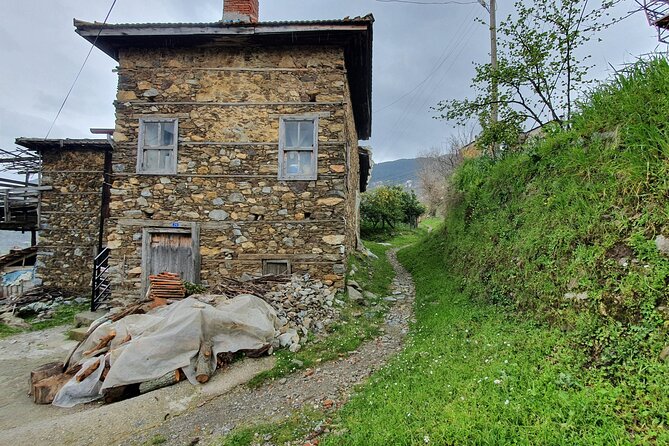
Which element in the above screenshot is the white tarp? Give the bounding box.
[54,295,279,407]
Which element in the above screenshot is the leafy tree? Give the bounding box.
[400,189,426,228]
[436,0,621,154]
[361,186,426,229]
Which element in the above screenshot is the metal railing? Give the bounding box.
[91,247,111,311]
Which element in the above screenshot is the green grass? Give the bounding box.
[320,58,669,444]
[217,409,325,446]
[0,302,87,338]
[322,236,666,445]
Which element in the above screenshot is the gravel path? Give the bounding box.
[129,248,416,446]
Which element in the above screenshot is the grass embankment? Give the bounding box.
[325,59,669,444]
[0,302,87,339]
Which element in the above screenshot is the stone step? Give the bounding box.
[74,310,106,328]
[68,327,89,342]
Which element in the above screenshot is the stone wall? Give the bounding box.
[107,45,361,301]
[37,149,105,293]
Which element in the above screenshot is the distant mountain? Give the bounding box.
[368,158,423,190]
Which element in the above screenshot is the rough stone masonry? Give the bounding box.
[106,45,363,302]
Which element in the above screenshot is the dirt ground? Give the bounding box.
[0,249,415,446]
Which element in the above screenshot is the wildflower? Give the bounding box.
[424,435,430,443]
[494,379,502,385]
[504,399,510,405]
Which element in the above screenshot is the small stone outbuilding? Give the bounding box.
[15,138,112,294]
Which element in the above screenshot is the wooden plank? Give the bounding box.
[114,218,340,229]
[121,67,312,73]
[238,253,319,261]
[125,101,343,107]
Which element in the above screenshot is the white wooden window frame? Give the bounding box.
[137,117,179,175]
[278,116,319,181]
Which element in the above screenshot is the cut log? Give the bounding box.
[32,373,71,404]
[195,340,214,383]
[30,362,63,395]
[31,366,80,405]
[102,384,140,404]
[138,369,184,394]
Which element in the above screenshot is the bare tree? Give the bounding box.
[417,127,474,216]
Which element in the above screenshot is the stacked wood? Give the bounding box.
[212,274,290,297]
[148,272,186,300]
[30,361,83,405]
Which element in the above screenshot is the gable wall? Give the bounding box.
[106,46,359,301]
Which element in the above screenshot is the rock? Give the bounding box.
[0,313,30,329]
[656,235,669,255]
[322,235,345,245]
[363,291,378,300]
[278,332,294,348]
[142,88,159,97]
[228,192,245,203]
[209,210,229,221]
[289,343,301,353]
[347,280,362,291]
[564,292,588,301]
[348,286,363,303]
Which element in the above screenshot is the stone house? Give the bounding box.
[71,0,373,302]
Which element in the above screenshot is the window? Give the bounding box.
[137,118,178,174]
[263,260,291,276]
[278,117,318,180]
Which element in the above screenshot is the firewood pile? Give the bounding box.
[30,295,278,407]
[148,272,186,302]
[0,286,66,307]
[212,274,291,297]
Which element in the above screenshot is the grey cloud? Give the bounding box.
[0,0,662,164]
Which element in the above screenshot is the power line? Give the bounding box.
[375,6,478,113]
[45,0,118,139]
[376,0,479,5]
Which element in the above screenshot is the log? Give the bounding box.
[31,366,80,405]
[30,362,63,395]
[102,384,140,404]
[138,369,184,394]
[83,330,116,356]
[195,340,214,383]
[76,358,101,382]
[32,373,71,404]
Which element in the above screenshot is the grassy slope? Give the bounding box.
[324,59,669,444]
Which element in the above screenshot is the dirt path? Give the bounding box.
[128,248,416,446]
[0,249,415,446]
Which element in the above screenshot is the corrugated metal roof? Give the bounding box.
[16,138,111,152]
[74,14,374,29]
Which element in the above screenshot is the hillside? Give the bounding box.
[324,58,669,444]
[368,158,421,190]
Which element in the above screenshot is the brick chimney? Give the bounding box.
[223,0,259,23]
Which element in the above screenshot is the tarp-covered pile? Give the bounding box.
[51,294,279,407]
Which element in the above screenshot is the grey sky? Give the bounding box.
[0,0,662,165]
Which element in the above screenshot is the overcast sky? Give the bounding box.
[0,0,663,167]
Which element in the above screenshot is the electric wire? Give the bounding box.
[44,0,118,139]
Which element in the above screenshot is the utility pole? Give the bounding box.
[479,0,498,157]
[489,0,498,128]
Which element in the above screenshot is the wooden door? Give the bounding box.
[148,232,195,282]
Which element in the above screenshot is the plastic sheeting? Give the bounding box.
[54,295,279,407]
